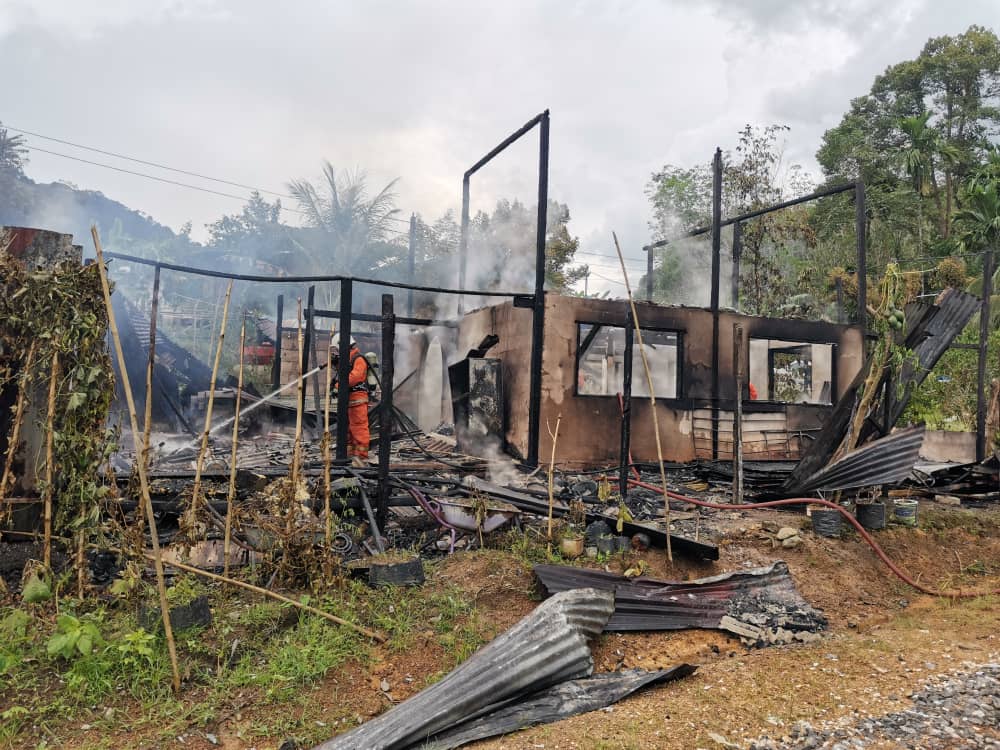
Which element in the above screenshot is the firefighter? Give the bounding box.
[342,336,371,466]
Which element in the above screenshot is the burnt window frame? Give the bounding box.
[573,321,684,400]
[746,336,838,406]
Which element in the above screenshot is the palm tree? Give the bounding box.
[0,123,29,173]
[287,162,404,277]
[899,112,961,238]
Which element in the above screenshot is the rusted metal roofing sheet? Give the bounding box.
[792,425,925,492]
[534,561,826,637]
[314,588,615,750]
[420,665,697,749]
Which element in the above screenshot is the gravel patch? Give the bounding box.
[747,660,1000,749]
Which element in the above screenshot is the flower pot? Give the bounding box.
[560,536,585,559]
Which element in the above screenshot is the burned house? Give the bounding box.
[457,294,864,468]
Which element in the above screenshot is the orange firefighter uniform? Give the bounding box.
[346,346,370,462]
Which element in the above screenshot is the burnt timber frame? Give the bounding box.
[457,110,550,466]
[105,252,526,461]
[636,175,867,463]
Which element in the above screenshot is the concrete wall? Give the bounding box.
[473,294,865,468]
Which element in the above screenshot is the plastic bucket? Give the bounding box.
[856,502,887,531]
[893,498,919,527]
[811,508,843,538]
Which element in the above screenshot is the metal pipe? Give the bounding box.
[103,251,526,298]
[336,279,353,461]
[710,147,722,461]
[527,109,550,467]
[377,293,395,529]
[977,248,995,461]
[312,309,455,328]
[619,323,634,499]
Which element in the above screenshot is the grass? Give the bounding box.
[0,567,494,748]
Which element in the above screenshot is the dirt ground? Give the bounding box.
[14,503,1000,750]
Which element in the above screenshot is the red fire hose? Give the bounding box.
[626,477,999,599]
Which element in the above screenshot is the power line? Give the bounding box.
[588,270,628,286]
[10,125,291,198]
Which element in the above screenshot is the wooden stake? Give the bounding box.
[612,232,673,563]
[91,226,181,693]
[148,554,385,642]
[323,322,336,547]
[224,317,247,580]
[190,279,234,526]
[76,529,85,601]
[0,341,37,504]
[42,350,60,570]
[545,414,562,543]
[733,323,744,505]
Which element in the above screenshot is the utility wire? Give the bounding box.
[11,125,291,198]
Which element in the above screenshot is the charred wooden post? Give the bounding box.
[836,276,845,323]
[271,293,284,394]
[977,248,995,461]
[645,244,654,301]
[619,323,634,499]
[141,264,161,472]
[710,147,723,461]
[336,279,353,461]
[224,317,247,579]
[731,222,742,309]
[855,181,867,344]
[301,285,316,418]
[733,324,744,504]
[527,109,550,467]
[377,294,396,528]
[323,322,335,546]
[407,214,417,317]
[458,178,471,316]
[42,350,59,569]
[0,341,36,504]
[291,299,305,490]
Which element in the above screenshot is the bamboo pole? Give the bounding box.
[76,529,85,600]
[0,341,37,504]
[224,317,247,580]
[147,554,386,642]
[545,414,562,543]
[291,299,305,492]
[91,226,181,693]
[190,279,234,526]
[323,322,336,547]
[612,232,673,563]
[42,350,60,569]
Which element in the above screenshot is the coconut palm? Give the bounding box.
[287,162,404,277]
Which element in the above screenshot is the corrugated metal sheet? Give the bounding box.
[314,588,615,750]
[784,289,980,493]
[534,562,825,634]
[793,425,925,492]
[420,665,697,749]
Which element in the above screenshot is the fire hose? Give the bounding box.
[625,475,998,599]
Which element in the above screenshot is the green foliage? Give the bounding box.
[117,628,157,670]
[46,614,104,660]
[0,250,117,537]
[0,122,29,174]
[21,571,52,603]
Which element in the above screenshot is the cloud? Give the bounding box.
[1,0,996,301]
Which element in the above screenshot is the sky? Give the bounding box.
[1,0,997,294]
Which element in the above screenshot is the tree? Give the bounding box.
[0,123,29,174]
[645,124,813,313]
[818,26,1000,246]
[287,162,405,278]
[465,199,586,294]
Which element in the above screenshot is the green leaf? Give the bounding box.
[46,633,69,657]
[66,392,86,411]
[77,633,93,656]
[22,573,51,604]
